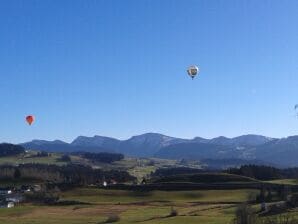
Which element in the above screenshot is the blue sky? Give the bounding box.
[1,0,298,143]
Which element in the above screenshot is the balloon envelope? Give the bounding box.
[26,115,34,125]
[187,65,199,79]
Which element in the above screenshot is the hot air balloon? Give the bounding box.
[26,115,34,125]
[187,65,199,79]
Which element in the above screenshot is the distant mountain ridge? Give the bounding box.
[22,133,189,156]
[71,135,120,150]
[20,133,275,156]
[206,135,275,146]
[21,139,116,153]
[19,133,298,167]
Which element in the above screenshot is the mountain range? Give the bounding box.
[19,133,298,167]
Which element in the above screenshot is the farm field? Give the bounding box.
[0,188,259,224]
[0,152,198,183]
[265,179,298,185]
[0,153,66,166]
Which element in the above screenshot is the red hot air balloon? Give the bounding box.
[26,115,35,125]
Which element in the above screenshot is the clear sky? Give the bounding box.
[1,0,298,143]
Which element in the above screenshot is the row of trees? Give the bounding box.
[227,165,281,180]
[233,203,298,224]
[151,167,206,178]
[0,163,135,185]
[227,165,298,180]
[72,152,124,163]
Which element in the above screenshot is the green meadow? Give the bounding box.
[0,188,258,224]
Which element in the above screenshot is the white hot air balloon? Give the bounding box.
[187,65,199,79]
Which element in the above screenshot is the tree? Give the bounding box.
[59,155,71,162]
[232,203,258,224]
[14,168,21,179]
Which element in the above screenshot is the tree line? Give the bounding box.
[227,165,298,180]
[71,152,124,163]
[0,163,135,185]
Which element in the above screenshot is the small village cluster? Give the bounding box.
[0,184,41,208]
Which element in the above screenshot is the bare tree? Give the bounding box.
[233,203,259,224]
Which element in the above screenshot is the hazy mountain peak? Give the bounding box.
[192,137,209,143]
[208,136,231,145]
[30,139,68,145]
[71,135,119,146]
[128,132,167,139]
[231,134,273,146]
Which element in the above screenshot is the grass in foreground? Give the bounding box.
[0,188,260,224]
[60,188,259,204]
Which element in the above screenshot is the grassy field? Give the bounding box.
[1,153,297,223]
[0,153,187,183]
[0,188,259,224]
[91,157,188,181]
[265,179,298,185]
[0,153,66,166]
[60,188,259,204]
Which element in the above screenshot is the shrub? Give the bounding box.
[105,214,120,223]
[169,207,178,217]
[25,191,59,205]
[59,155,71,162]
[13,168,21,179]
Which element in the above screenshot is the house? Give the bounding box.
[0,188,12,195]
[110,179,117,185]
[0,200,15,209]
[33,185,41,192]
[20,185,31,193]
[6,195,23,203]
[7,202,14,208]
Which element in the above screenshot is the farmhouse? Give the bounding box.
[7,202,14,208]
[0,188,12,195]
